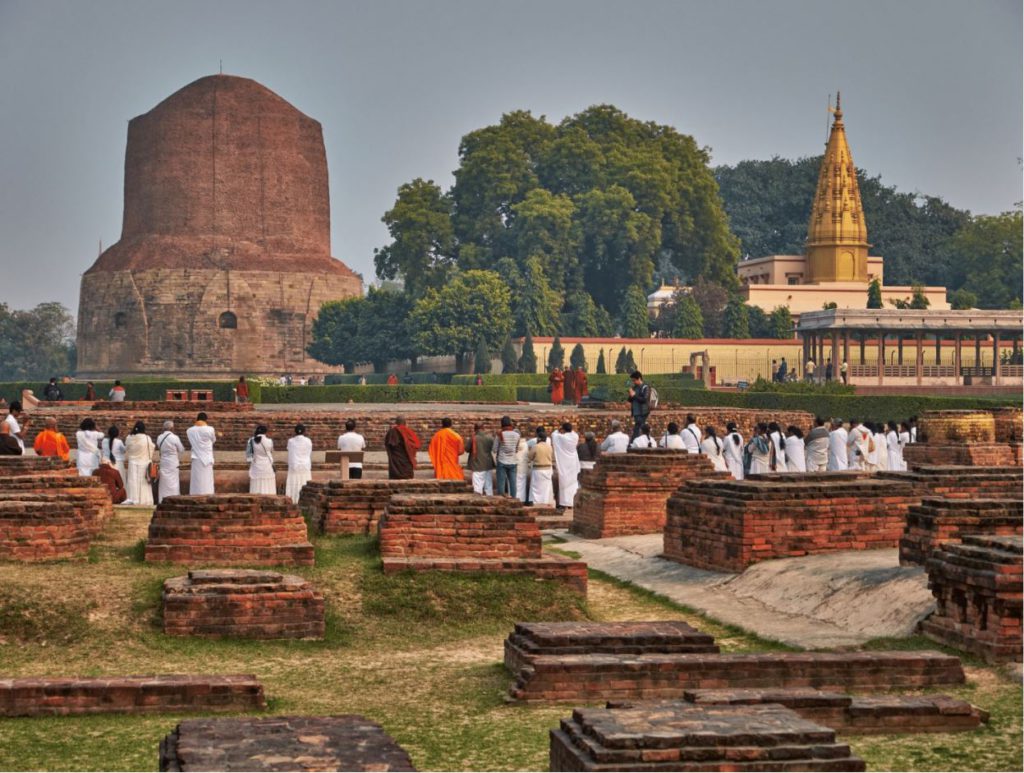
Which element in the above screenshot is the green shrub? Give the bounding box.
[746,377,855,395]
[323,373,453,385]
[452,372,703,389]
[0,379,246,402]
[258,384,517,403]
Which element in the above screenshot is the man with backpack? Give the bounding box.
[627,370,652,442]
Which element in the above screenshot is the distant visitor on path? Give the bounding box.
[156,420,186,503]
[626,371,651,441]
[108,380,126,402]
[548,367,565,405]
[428,418,464,481]
[124,421,155,506]
[43,377,64,402]
[494,416,520,497]
[93,459,127,504]
[84,382,97,401]
[33,417,70,460]
[286,424,313,503]
[337,419,367,479]
[551,422,580,511]
[235,376,250,403]
[384,416,420,480]
[247,425,276,495]
[76,418,104,476]
[386,373,399,386]
[564,367,577,406]
[575,366,588,404]
[528,426,554,507]
[187,413,217,494]
[467,423,496,495]
[0,421,23,455]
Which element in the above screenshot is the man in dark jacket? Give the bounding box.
[627,370,651,441]
[43,378,63,401]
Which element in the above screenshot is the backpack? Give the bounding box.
[647,385,659,410]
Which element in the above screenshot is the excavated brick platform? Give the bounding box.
[922,535,1023,663]
[92,400,253,413]
[0,499,90,561]
[0,478,113,535]
[504,622,719,675]
[571,450,730,538]
[549,703,865,771]
[508,650,964,703]
[163,570,325,639]
[678,689,988,735]
[900,498,1023,566]
[379,494,587,594]
[0,674,265,717]
[992,407,1023,443]
[903,443,1020,468]
[300,478,471,535]
[159,715,416,772]
[0,455,75,477]
[145,495,314,566]
[664,476,919,572]
[878,465,1023,500]
[918,410,997,444]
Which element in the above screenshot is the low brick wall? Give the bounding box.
[0,477,113,535]
[378,493,587,594]
[0,455,75,477]
[145,495,314,566]
[900,498,1023,566]
[679,689,988,735]
[300,478,471,535]
[918,410,997,444]
[879,465,1023,500]
[0,674,265,717]
[91,400,253,412]
[663,476,919,572]
[509,650,964,703]
[903,442,1020,468]
[922,535,1022,663]
[550,703,864,772]
[159,715,416,772]
[0,499,90,561]
[571,450,729,539]
[163,570,325,639]
[992,407,1023,443]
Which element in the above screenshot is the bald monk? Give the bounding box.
[428,417,464,480]
[33,417,71,460]
[384,416,421,480]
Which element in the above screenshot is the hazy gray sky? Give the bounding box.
[1,0,1020,314]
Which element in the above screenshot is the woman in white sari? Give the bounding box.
[700,426,729,473]
[247,425,276,495]
[75,418,105,476]
[723,422,744,480]
[886,421,902,472]
[101,425,127,479]
[285,423,313,503]
[124,421,155,506]
[784,426,807,472]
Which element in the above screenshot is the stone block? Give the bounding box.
[899,498,1023,566]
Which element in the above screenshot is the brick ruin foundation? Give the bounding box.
[0,499,91,562]
[921,535,1022,663]
[904,410,1021,468]
[663,475,919,572]
[162,569,325,639]
[0,674,265,717]
[0,477,113,535]
[159,715,416,772]
[900,498,1023,566]
[878,465,1023,500]
[378,494,587,594]
[0,455,75,477]
[992,407,1023,443]
[549,703,866,771]
[571,450,729,538]
[92,400,254,413]
[300,478,471,535]
[145,495,314,566]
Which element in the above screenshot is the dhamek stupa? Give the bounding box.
[76,74,361,378]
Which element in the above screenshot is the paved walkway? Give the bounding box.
[554,533,936,649]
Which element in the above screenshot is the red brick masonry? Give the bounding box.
[903,443,1020,468]
[145,495,314,566]
[900,498,1023,566]
[0,455,75,477]
[0,478,113,535]
[571,450,730,538]
[378,493,587,594]
[664,475,919,572]
[0,674,265,717]
[549,703,865,772]
[0,499,91,562]
[508,649,964,703]
[878,465,1023,500]
[922,535,1022,663]
[91,401,253,412]
[300,478,471,535]
[159,715,416,772]
[163,569,325,639]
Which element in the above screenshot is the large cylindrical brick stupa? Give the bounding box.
[76,74,361,378]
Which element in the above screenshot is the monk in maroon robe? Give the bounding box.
[384,416,421,479]
[575,367,589,405]
[548,368,565,405]
[564,367,577,406]
[93,460,128,504]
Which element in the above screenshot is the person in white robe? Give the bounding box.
[804,419,830,472]
[528,428,554,507]
[599,420,630,454]
[885,421,901,472]
[681,414,702,454]
[155,420,186,503]
[75,418,105,476]
[768,422,786,471]
[784,426,807,472]
[723,422,744,480]
[630,423,656,449]
[700,426,729,473]
[898,422,912,471]
[848,421,872,471]
[286,424,313,503]
[124,421,155,506]
[514,437,530,502]
[827,420,849,471]
[247,425,276,495]
[873,424,889,471]
[659,422,685,450]
[186,413,216,495]
[101,426,127,480]
[551,423,581,509]
[746,424,773,475]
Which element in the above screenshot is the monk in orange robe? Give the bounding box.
[575,367,589,405]
[549,368,565,405]
[32,417,71,460]
[564,367,577,405]
[428,418,465,480]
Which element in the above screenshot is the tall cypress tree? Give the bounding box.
[473,336,492,374]
[620,284,651,338]
[518,329,538,373]
[614,346,628,374]
[672,295,705,338]
[500,337,519,373]
[867,278,884,309]
[569,343,588,371]
[596,349,607,374]
[547,335,565,370]
[723,297,751,338]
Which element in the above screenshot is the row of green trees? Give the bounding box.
[0,302,76,382]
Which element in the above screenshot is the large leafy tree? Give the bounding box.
[619,284,650,338]
[768,306,794,339]
[673,295,705,339]
[948,210,1023,308]
[308,288,416,372]
[867,278,883,309]
[689,277,729,337]
[0,302,76,381]
[722,297,750,339]
[496,256,562,337]
[410,270,512,371]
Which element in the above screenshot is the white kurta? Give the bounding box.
[898,430,911,471]
[124,433,155,506]
[873,432,889,471]
[849,425,871,470]
[186,424,216,495]
[286,435,313,503]
[827,429,849,471]
[660,434,685,450]
[76,429,104,476]
[885,431,900,472]
[600,432,630,454]
[5,414,24,451]
[249,437,277,495]
[784,437,807,472]
[552,431,581,508]
[700,437,728,472]
[681,426,701,454]
[156,431,186,503]
[723,432,744,480]
[805,435,829,472]
[102,437,127,479]
[630,434,656,449]
[769,431,786,469]
[515,440,530,502]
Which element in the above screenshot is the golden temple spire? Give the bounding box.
[805,91,870,283]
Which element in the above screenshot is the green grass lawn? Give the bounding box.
[0,509,1020,771]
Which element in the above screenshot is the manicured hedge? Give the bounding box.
[0,380,246,402]
[451,372,703,388]
[324,373,454,385]
[258,384,517,403]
